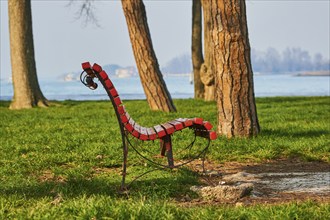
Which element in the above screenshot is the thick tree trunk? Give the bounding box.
[121,0,176,112]
[8,0,48,109]
[210,0,260,137]
[201,0,215,101]
[191,0,205,99]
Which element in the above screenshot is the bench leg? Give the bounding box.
[160,135,174,168]
[121,137,128,190]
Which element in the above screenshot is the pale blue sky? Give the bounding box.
[1,0,329,79]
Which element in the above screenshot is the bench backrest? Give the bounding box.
[82,62,217,141]
[82,62,128,134]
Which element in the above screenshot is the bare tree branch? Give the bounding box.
[67,0,101,27]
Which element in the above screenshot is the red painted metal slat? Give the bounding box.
[124,123,134,132]
[153,125,166,138]
[99,70,108,81]
[132,123,141,138]
[114,97,122,106]
[209,131,217,140]
[104,79,113,89]
[168,120,184,131]
[139,127,149,141]
[81,62,94,76]
[175,118,193,127]
[82,62,91,70]
[146,127,157,140]
[193,117,203,125]
[161,123,175,135]
[117,105,126,115]
[203,121,213,130]
[124,118,135,132]
[110,88,118,97]
[92,63,102,73]
[120,112,130,124]
[173,118,187,128]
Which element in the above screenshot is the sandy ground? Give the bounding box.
[182,159,330,205]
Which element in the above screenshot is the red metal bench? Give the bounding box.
[80,62,217,190]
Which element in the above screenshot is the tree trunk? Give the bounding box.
[121,0,176,112]
[191,0,205,99]
[210,0,260,137]
[201,0,215,101]
[8,0,48,109]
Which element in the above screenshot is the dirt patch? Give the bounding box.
[184,159,330,205]
[38,170,67,183]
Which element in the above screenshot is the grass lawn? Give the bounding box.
[0,96,329,219]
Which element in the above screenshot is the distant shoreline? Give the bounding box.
[295,71,330,77]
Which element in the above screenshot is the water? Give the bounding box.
[0,74,329,101]
[254,74,330,97]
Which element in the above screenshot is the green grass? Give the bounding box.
[0,96,329,219]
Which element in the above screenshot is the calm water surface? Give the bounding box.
[0,74,329,100]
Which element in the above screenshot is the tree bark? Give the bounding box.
[8,0,48,109]
[210,0,260,137]
[201,0,215,101]
[121,0,176,112]
[191,0,205,99]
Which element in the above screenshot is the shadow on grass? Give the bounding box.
[262,128,329,138]
[0,101,10,108]
[0,168,199,200]
[0,178,119,199]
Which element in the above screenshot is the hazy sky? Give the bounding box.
[1,0,329,79]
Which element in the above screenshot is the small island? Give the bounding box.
[295,71,330,77]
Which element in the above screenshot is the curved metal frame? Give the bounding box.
[125,132,210,169]
[124,132,210,188]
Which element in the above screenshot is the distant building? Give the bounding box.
[115,69,130,78]
[115,66,137,78]
[64,73,74,81]
[63,73,79,82]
